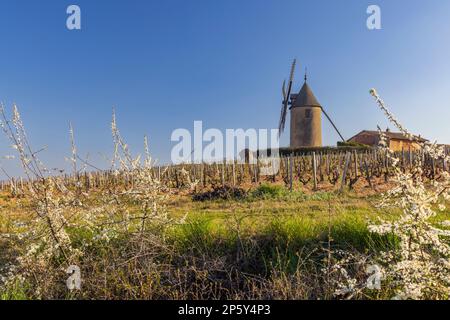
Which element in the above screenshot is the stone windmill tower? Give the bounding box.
[289,74,322,147]
[278,59,345,148]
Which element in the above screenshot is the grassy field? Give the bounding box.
[167,185,448,249]
[1,183,448,300]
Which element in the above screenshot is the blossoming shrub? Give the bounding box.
[368,89,450,300]
[0,106,180,298]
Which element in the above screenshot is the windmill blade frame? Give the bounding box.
[278,59,297,136]
[279,102,288,134]
[279,80,288,134]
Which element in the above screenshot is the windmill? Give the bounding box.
[278,59,346,147]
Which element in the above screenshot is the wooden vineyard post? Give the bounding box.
[10,178,15,194]
[312,152,317,191]
[289,155,293,192]
[284,157,288,185]
[363,159,373,189]
[200,164,204,187]
[384,151,389,182]
[175,168,179,188]
[232,160,236,187]
[409,147,413,170]
[340,152,351,193]
[256,157,260,183]
[353,151,358,177]
[254,161,258,184]
[401,148,405,172]
[422,151,425,169]
[432,158,436,177]
[318,153,323,182]
[221,161,225,187]
[271,158,276,183]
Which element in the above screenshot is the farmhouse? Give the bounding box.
[348,130,427,152]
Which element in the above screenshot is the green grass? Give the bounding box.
[250,184,289,199]
[0,279,30,300]
[1,188,448,300]
[164,188,436,270]
[161,190,404,280]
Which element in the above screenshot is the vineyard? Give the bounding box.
[2,149,448,194]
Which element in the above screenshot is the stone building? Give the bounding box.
[348,130,427,151]
[289,77,322,148]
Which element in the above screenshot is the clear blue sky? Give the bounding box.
[1,0,450,176]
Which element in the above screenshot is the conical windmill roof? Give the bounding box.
[293,82,321,108]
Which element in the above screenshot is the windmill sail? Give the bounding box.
[279,80,288,134]
[278,59,297,136]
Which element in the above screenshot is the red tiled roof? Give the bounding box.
[349,130,427,142]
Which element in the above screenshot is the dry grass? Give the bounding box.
[2,183,446,300]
